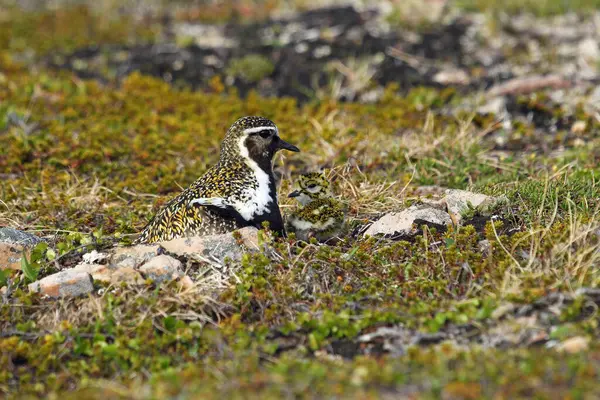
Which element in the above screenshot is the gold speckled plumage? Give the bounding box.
[286,172,346,242]
[136,116,299,244]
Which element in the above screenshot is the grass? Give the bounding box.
[455,0,600,16]
[1,2,600,399]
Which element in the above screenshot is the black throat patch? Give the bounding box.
[242,136,286,236]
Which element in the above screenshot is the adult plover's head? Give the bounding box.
[288,171,332,206]
[221,116,299,170]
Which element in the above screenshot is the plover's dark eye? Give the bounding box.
[307,183,317,189]
[259,130,271,139]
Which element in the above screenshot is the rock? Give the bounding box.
[486,75,571,97]
[571,120,587,134]
[73,264,145,285]
[364,205,452,238]
[159,227,259,264]
[110,244,160,269]
[0,228,43,271]
[178,275,194,290]
[412,332,447,345]
[433,68,470,85]
[173,23,238,48]
[108,267,146,285]
[443,189,504,224]
[556,336,589,354]
[412,185,446,197]
[477,96,506,116]
[0,244,26,271]
[478,240,491,257]
[586,85,600,112]
[0,228,43,246]
[28,270,93,297]
[82,250,108,264]
[527,331,549,346]
[575,287,600,304]
[419,198,447,210]
[72,263,112,283]
[578,37,599,62]
[491,303,515,320]
[139,255,184,284]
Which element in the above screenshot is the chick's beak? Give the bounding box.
[275,136,300,152]
[288,190,301,198]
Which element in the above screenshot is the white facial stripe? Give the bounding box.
[234,136,273,221]
[189,197,229,208]
[242,126,278,135]
[238,135,250,158]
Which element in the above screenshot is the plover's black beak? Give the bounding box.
[275,137,300,152]
[288,190,301,198]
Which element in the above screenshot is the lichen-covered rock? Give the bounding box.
[110,244,161,269]
[556,336,589,353]
[432,68,470,85]
[139,255,184,284]
[73,264,145,285]
[107,267,146,285]
[0,228,43,246]
[28,270,93,297]
[82,250,108,264]
[0,228,43,271]
[178,275,194,290]
[364,206,452,238]
[72,263,112,282]
[159,227,259,264]
[0,243,25,271]
[478,239,492,257]
[443,189,505,224]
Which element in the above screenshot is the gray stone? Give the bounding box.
[106,267,145,285]
[73,263,145,285]
[579,37,600,62]
[0,228,43,246]
[556,336,589,353]
[443,189,505,224]
[0,228,44,271]
[433,68,470,85]
[139,255,184,284]
[477,96,507,116]
[478,240,492,257]
[364,205,452,238]
[28,270,93,297]
[159,227,259,264]
[110,244,160,269]
[82,250,108,264]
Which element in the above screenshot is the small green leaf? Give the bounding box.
[308,333,319,350]
[163,316,177,332]
[21,251,39,282]
[101,343,119,357]
[30,242,48,263]
[74,336,92,356]
[0,269,7,288]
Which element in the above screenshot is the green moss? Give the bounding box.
[227,54,276,83]
[0,5,159,55]
[456,0,600,16]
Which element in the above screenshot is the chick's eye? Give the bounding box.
[307,184,317,189]
[259,130,272,139]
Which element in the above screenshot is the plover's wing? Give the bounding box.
[188,196,246,225]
